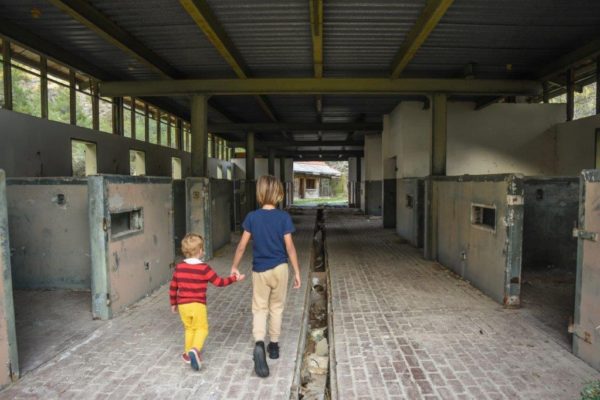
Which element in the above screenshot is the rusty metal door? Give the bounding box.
[573,170,600,371]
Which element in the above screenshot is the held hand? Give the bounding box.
[237,273,246,282]
[293,273,301,289]
[230,267,240,279]
[171,305,178,313]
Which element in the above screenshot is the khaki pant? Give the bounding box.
[252,263,289,342]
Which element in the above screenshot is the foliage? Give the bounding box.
[326,161,349,197]
[581,380,600,400]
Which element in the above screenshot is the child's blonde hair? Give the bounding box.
[181,233,204,258]
[256,175,284,206]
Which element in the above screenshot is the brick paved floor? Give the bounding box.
[328,212,599,400]
[0,212,313,400]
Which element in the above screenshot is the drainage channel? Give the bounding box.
[297,208,336,400]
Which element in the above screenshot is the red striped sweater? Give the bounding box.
[169,259,237,306]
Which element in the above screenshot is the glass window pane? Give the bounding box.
[48,79,70,124]
[575,82,597,120]
[135,111,145,141]
[99,97,112,133]
[160,117,168,147]
[76,91,93,129]
[12,65,41,117]
[123,104,132,138]
[148,110,158,144]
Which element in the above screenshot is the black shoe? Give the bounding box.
[267,342,279,359]
[253,341,269,378]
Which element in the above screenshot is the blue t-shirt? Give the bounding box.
[242,209,296,272]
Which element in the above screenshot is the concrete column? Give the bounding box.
[431,93,447,176]
[245,132,256,211]
[40,57,49,119]
[566,68,575,121]
[2,40,12,110]
[279,157,287,208]
[542,81,550,104]
[268,148,275,175]
[191,95,208,177]
[112,97,124,136]
[92,82,100,131]
[69,70,77,125]
[356,156,362,209]
[246,132,255,180]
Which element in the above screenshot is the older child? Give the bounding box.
[230,175,301,378]
[170,233,245,371]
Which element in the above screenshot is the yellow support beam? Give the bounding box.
[99,77,542,97]
[310,0,324,78]
[180,0,279,122]
[310,0,324,115]
[390,0,454,79]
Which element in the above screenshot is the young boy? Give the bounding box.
[230,175,301,378]
[170,233,245,371]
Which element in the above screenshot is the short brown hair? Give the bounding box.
[256,175,284,206]
[181,233,204,258]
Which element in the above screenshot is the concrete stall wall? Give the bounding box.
[384,101,566,178]
[208,158,233,180]
[522,177,579,271]
[431,175,523,306]
[556,114,600,175]
[396,178,425,248]
[210,179,233,252]
[0,109,191,178]
[446,103,564,176]
[89,176,174,319]
[232,158,276,180]
[364,135,383,216]
[0,170,19,386]
[172,180,186,256]
[6,178,91,289]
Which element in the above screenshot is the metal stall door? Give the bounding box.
[573,170,600,370]
[383,157,397,228]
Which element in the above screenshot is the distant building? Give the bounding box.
[293,162,341,199]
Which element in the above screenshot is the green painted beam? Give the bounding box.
[99,77,541,97]
[231,140,364,147]
[209,122,381,132]
[390,0,454,78]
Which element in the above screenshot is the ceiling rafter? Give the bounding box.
[310,0,324,116]
[179,0,280,123]
[390,0,454,79]
[47,0,235,123]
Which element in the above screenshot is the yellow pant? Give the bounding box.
[178,303,209,353]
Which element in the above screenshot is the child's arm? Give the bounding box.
[206,265,245,287]
[230,230,252,277]
[284,233,301,289]
[169,270,178,312]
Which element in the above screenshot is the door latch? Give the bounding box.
[573,228,598,241]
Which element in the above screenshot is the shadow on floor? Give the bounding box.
[520,268,575,348]
[14,289,103,374]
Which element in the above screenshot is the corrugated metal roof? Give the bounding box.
[1,0,599,136]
